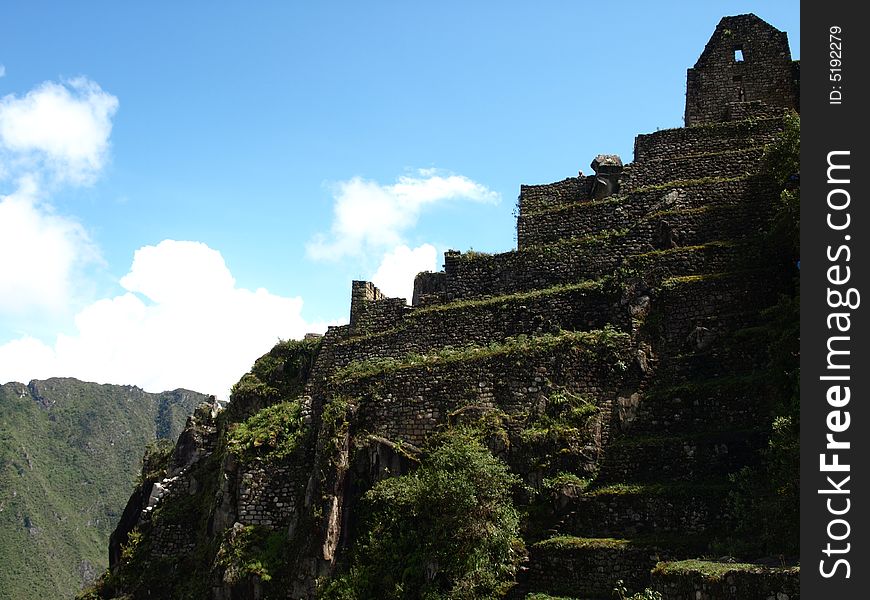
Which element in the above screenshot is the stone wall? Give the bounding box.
[524,538,672,599]
[325,333,630,452]
[411,271,447,306]
[348,281,408,336]
[518,176,595,215]
[320,284,626,372]
[598,429,768,483]
[448,205,772,302]
[651,562,800,600]
[633,117,784,162]
[655,270,779,353]
[623,148,764,191]
[235,462,308,529]
[685,14,797,126]
[443,240,632,300]
[561,487,728,537]
[629,375,769,436]
[518,178,775,250]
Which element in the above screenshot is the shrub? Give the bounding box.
[320,431,523,599]
[227,400,307,463]
[216,524,288,585]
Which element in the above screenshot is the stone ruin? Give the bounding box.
[105,14,800,600]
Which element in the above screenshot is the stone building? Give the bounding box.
[685,13,799,126]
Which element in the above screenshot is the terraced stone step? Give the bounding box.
[624,147,766,191]
[628,374,772,435]
[325,280,627,372]
[653,270,782,353]
[553,482,730,539]
[632,117,785,163]
[622,241,753,284]
[447,217,773,303]
[323,329,632,452]
[520,536,700,600]
[656,348,768,384]
[654,324,775,381]
[651,560,800,600]
[597,429,767,483]
[517,177,776,250]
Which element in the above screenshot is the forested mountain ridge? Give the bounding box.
[0,378,208,599]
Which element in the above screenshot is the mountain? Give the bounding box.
[83,14,799,600]
[0,378,208,600]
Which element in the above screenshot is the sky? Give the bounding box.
[0,1,800,398]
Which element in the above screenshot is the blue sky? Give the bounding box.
[0,1,799,397]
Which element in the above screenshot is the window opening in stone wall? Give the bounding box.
[734,46,744,62]
[733,75,745,102]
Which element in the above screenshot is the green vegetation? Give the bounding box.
[644,372,767,402]
[316,395,352,472]
[414,279,607,315]
[585,481,729,498]
[227,399,307,463]
[520,390,600,450]
[541,472,592,492]
[763,111,800,263]
[520,191,629,217]
[629,239,734,262]
[652,559,767,579]
[459,229,628,262]
[644,205,712,221]
[535,536,632,551]
[224,337,321,423]
[138,437,175,484]
[607,427,762,449]
[631,174,750,195]
[659,270,739,289]
[0,379,205,600]
[684,114,779,133]
[522,228,629,254]
[612,579,663,600]
[216,525,288,585]
[462,248,493,259]
[320,430,523,600]
[723,113,800,557]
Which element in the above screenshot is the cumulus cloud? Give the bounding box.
[0,76,118,184]
[307,170,498,260]
[0,240,328,398]
[0,177,100,315]
[371,244,438,302]
[0,76,117,320]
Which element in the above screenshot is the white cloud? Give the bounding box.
[0,240,328,398]
[0,76,116,321]
[0,76,118,184]
[371,244,438,303]
[307,170,498,260]
[0,177,100,315]
[119,240,236,304]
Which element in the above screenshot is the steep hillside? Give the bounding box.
[0,378,207,599]
[82,14,800,600]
